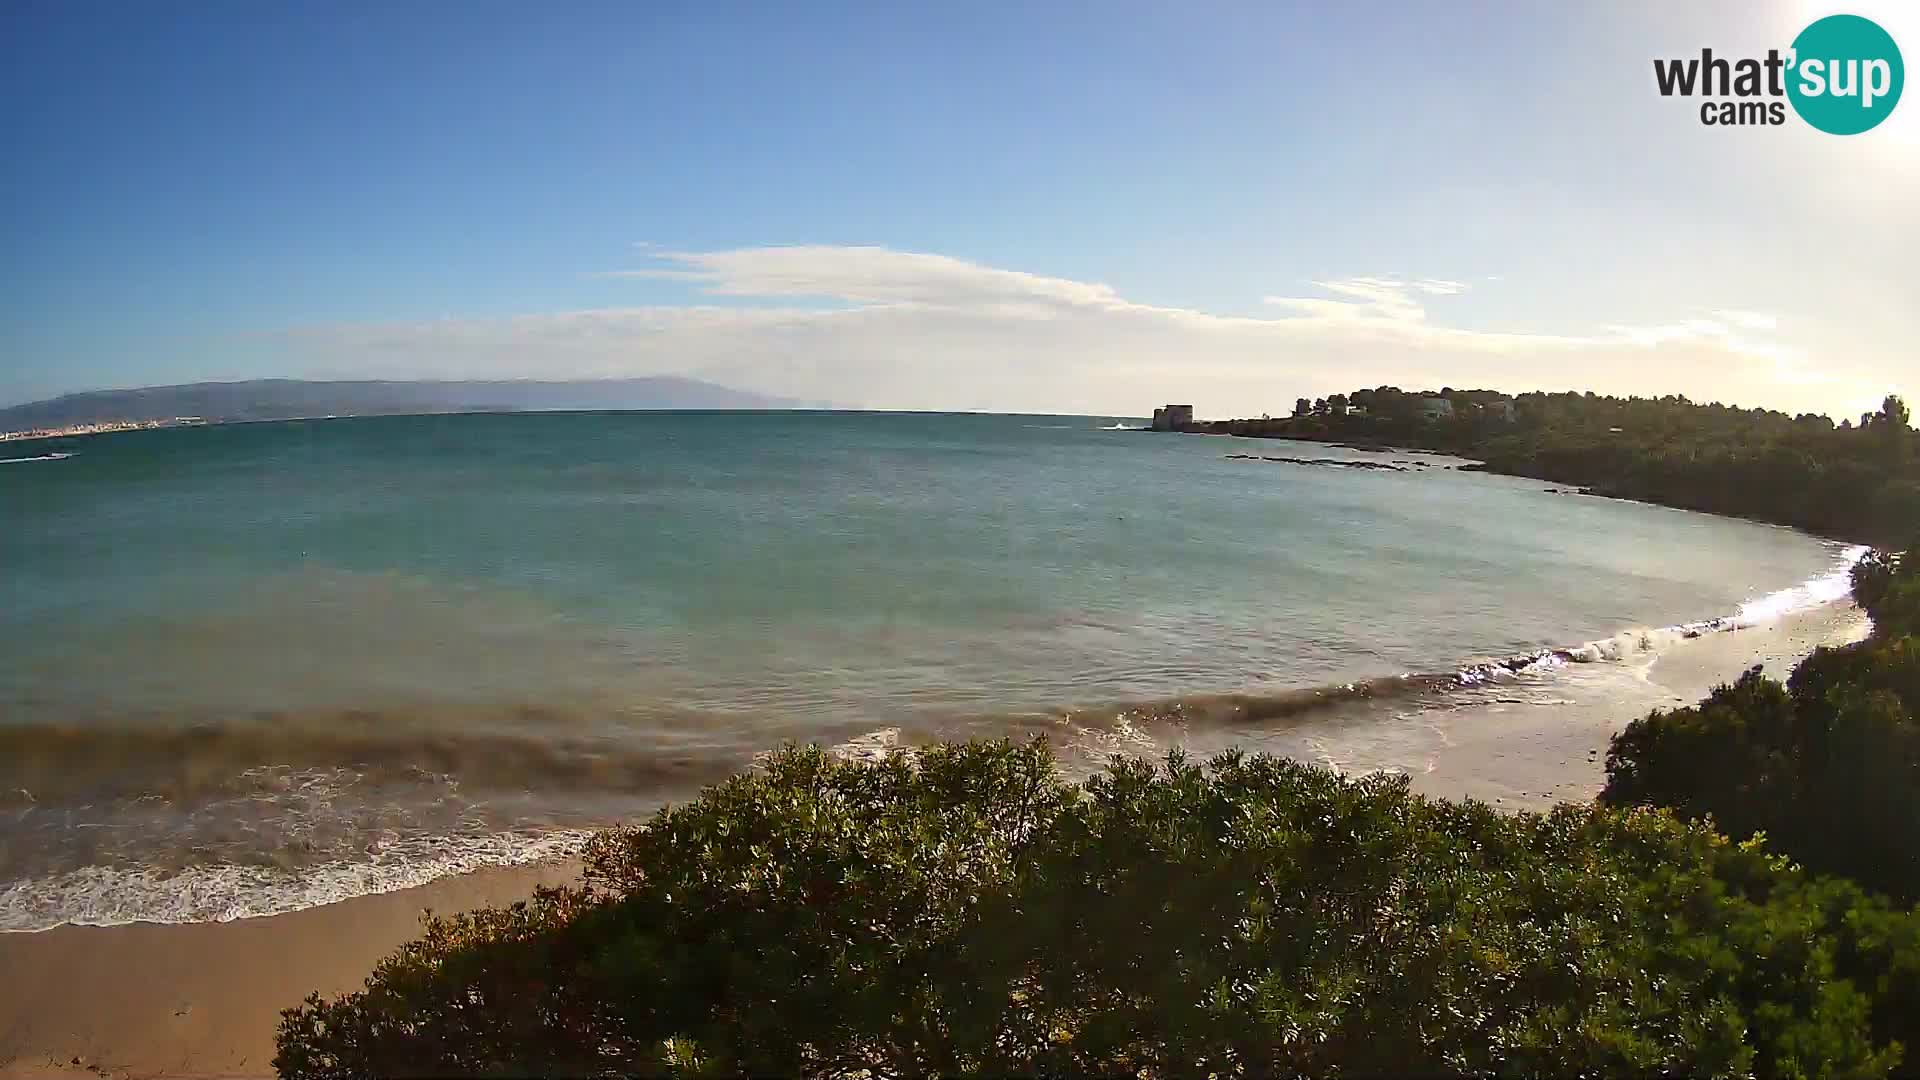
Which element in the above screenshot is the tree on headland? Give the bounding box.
[1882,394,1912,430]
[1192,388,1920,545]
[1876,394,1912,464]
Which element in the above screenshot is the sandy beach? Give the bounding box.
[0,861,581,1079]
[0,601,1871,1079]
[1398,600,1869,810]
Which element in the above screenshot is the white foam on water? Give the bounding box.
[1472,544,1868,678]
[825,727,905,763]
[1063,711,1157,762]
[0,828,591,933]
[1563,626,1691,664]
[750,727,911,770]
[1731,544,1867,627]
[0,452,74,464]
[0,548,1869,932]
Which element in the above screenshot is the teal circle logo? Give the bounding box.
[1787,14,1903,134]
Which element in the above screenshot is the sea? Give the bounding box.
[0,411,1860,931]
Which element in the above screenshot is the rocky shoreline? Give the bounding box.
[1223,452,1442,472]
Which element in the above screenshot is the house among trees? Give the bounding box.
[1419,396,1455,420]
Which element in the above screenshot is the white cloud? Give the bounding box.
[603,245,1127,313]
[1265,276,1459,324]
[1713,309,1779,332]
[275,245,1893,419]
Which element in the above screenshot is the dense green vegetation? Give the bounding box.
[1197,389,1919,544]
[1603,540,1920,902]
[280,736,1920,1077]
[275,535,1920,1077]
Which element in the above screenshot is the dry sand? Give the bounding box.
[0,601,1872,1078]
[1403,600,1870,810]
[0,861,581,1078]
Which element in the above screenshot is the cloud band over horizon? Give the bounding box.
[261,245,1892,420]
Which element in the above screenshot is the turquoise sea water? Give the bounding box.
[0,412,1853,928]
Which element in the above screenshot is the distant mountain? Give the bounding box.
[0,378,831,429]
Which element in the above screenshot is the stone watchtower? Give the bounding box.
[1150,404,1194,431]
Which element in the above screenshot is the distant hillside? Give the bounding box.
[0,378,828,429]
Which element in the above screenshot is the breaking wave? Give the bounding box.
[0,546,1866,931]
[878,544,1869,749]
[780,545,1870,772]
[0,712,755,805]
[0,828,590,932]
[1463,544,1865,675]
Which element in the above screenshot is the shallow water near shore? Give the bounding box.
[0,411,1858,930]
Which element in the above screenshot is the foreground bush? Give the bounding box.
[1604,542,1920,902]
[1853,543,1920,638]
[278,740,1920,1078]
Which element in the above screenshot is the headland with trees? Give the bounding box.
[1187,388,1918,545]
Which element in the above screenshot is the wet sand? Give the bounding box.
[1402,600,1869,809]
[0,601,1871,1078]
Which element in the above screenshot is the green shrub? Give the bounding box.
[278,740,1920,1078]
[279,543,1920,1077]
[1604,542,1920,903]
[1854,543,1920,637]
[1603,666,1802,844]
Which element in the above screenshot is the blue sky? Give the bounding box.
[2,0,1914,417]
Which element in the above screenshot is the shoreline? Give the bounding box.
[0,599,1871,1079]
[1398,600,1868,810]
[1192,429,1880,546]
[0,859,583,1079]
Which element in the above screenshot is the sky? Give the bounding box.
[1,0,1914,419]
